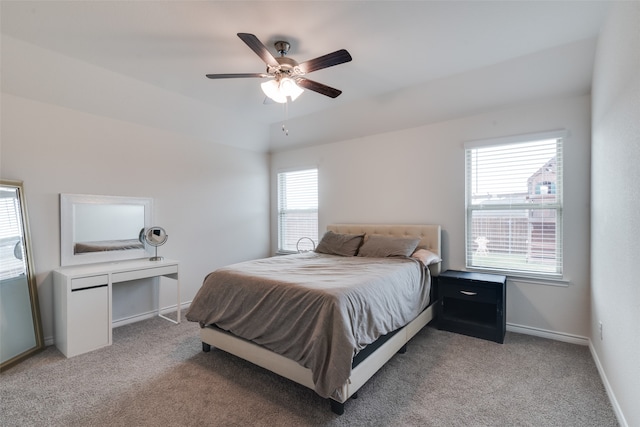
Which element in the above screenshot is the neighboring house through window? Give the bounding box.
[465,131,564,277]
[277,168,318,253]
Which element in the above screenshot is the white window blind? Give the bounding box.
[277,168,318,253]
[465,132,563,276]
[0,194,26,280]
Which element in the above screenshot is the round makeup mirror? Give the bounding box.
[139,226,168,261]
[296,237,316,253]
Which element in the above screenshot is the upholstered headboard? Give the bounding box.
[326,224,442,276]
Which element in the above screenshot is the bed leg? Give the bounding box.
[398,344,407,354]
[329,399,345,415]
[202,342,211,352]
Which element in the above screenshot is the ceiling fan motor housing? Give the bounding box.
[269,56,301,77]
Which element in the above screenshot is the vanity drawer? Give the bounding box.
[71,275,108,291]
[111,265,177,283]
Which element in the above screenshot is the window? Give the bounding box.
[277,168,318,253]
[0,193,26,280]
[465,131,564,276]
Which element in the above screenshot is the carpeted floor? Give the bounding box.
[0,314,618,426]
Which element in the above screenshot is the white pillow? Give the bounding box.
[411,248,442,265]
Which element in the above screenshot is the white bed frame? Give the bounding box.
[200,224,442,414]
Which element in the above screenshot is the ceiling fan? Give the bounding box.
[206,33,352,103]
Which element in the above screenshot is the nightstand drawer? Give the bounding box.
[438,281,496,303]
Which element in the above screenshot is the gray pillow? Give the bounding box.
[357,235,421,258]
[315,231,365,256]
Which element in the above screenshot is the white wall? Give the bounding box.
[591,2,640,426]
[271,94,592,340]
[1,93,271,343]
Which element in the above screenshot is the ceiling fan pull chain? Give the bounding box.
[282,101,289,136]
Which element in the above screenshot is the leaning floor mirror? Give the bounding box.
[0,179,44,371]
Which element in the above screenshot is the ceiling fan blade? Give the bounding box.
[237,33,279,68]
[297,49,352,74]
[206,73,269,79]
[296,78,342,98]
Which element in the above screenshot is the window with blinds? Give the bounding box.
[277,168,318,253]
[465,131,564,276]
[0,193,26,280]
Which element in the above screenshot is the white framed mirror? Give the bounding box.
[60,194,153,266]
[0,179,44,371]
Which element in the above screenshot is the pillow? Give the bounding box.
[411,248,442,266]
[357,235,420,258]
[315,231,365,256]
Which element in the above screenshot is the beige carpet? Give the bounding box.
[0,314,618,426]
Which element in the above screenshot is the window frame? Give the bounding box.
[276,167,319,254]
[464,130,566,278]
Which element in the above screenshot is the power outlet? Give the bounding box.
[599,321,603,340]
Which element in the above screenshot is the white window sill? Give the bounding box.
[466,267,570,287]
[275,250,296,256]
[507,275,570,287]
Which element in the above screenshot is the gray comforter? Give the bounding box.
[186,252,431,399]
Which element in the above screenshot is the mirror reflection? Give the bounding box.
[72,203,145,255]
[0,180,44,371]
[74,204,145,244]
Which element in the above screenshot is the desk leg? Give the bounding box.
[158,273,180,324]
[176,274,181,323]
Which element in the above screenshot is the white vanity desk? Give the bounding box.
[53,258,180,358]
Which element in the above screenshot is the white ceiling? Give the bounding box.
[1,1,611,152]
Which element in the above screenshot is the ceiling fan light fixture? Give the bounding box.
[280,77,303,99]
[261,77,303,103]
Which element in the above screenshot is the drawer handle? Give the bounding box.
[459,290,477,296]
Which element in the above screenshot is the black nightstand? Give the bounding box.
[436,270,507,343]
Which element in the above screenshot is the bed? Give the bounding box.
[186,224,442,414]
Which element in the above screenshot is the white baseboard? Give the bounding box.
[506,322,589,345]
[589,341,629,427]
[113,301,191,328]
